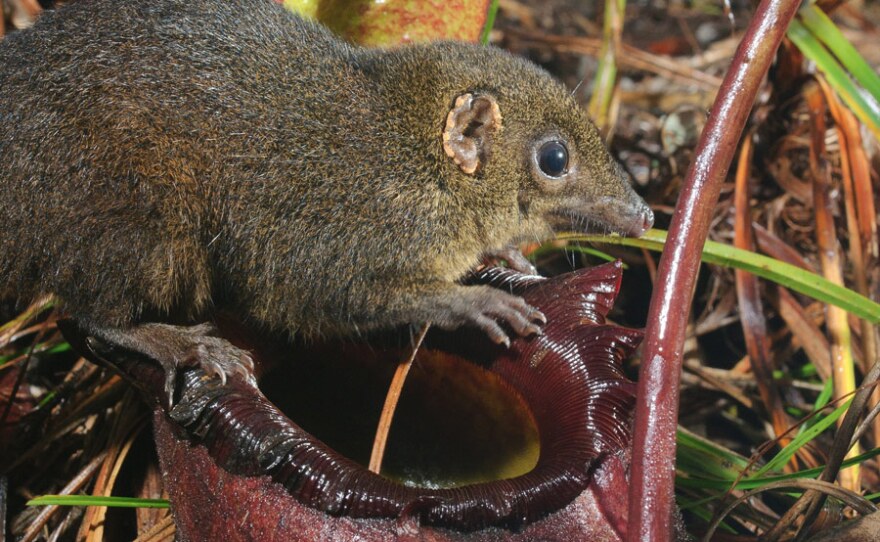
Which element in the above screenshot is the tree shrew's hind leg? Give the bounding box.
[72,322,256,409]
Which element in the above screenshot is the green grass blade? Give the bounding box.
[677,428,751,473]
[752,399,850,477]
[675,446,880,491]
[566,229,880,323]
[677,493,739,532]
[28,495,169,508]
[479,0,500,45]
[787,19,880,141]
[799,6,880,101]
[529,244,621,264]
[0,341,71,366]
[801,377,834,433]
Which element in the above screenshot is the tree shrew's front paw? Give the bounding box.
[435,286,547,347]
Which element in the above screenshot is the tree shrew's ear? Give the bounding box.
[442,93,502,175]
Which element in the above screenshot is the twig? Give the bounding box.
[0,313,54,432]
[80,390,147,542]
[368,323,430,474]
[587,0,625,132]
[133,514,175,542]
[505,28,723,90]
[817,75,880,445]
[733,133,793,446]
[20,453,107,542]
[701,478,877,541]
[849,381,880,448]
[764,359,880,540]
[805,80,859,491]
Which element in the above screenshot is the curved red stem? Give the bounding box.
[625,1,802,540]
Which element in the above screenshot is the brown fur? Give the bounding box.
[0,0,651,341]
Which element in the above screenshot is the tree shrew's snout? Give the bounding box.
[547,195,654,238]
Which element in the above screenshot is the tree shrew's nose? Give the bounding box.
[627,204,654,237]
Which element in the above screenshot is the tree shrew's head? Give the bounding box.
[404,42,654,242]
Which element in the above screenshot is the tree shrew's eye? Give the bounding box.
[537,141,568,177]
